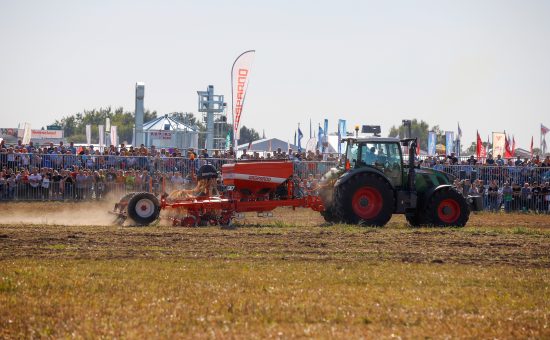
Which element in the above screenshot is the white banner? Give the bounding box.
[492,132,505,158]
[22,123,32,145]
[110,126,117,147]
[231,50,256,146]
[86,124,92,145]
[98,125,104,148]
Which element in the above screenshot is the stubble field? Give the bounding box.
[0,202,549,338]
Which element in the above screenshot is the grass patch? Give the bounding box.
[0,259,548,338]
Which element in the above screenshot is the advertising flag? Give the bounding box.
[323,119,328,152]
[476,131,482,158]
[445,131,454,156]
[22,123,32,145]
[317,125,323,150]
[541,124,550,135]
[427,131,436,156]
[110,126,118,147]
[231,50,256,146]
[86,124,92,145]
[338,119,346,154]
[504,132,512,158]
[98,125,104,149]
[297,127,304,152]
[492,132,505,158]
[511,136,516,156]
[457,122,462,140]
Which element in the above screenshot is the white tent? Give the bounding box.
[142,114,199,149]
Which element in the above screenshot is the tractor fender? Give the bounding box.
[334,167,395,192]
[419,184,454,209]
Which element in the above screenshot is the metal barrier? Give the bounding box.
[1,155,549,214]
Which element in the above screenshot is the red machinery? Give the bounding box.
[111,161,324,227]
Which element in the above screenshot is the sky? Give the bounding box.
[1,0,549,149]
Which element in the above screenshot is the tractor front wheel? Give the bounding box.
[334,173,394,226]
[127,192,161,226]
[424,188,469,227]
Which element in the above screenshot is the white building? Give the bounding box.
[142,114,198,150]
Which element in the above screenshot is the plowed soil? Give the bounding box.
[1,202,549,268]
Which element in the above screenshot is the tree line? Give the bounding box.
[51,107,261,147]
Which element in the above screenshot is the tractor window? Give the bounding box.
[360,142,403,186]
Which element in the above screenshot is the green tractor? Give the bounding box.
[319,135,482,227]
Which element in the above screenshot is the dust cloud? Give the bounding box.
[0,200,121,226]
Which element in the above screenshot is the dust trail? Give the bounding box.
[0,200,121,226]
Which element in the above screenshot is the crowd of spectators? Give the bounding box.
[1,139,549,212]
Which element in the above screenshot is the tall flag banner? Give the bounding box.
[225,132,231,151]
[294,131,297,146]
[317,125,323,150]
[22,123,32,145]
[86,124,92,145]
[297,127,304,152]
[445,131,454,156]
[530,136,534,157]
[476,131,483,158]
[231,50,256,148]
[511,136,516,156]
[309,119,312,139]
[504,132,512,158]
[110,126,118,147]
[337,119,346,154]
[485,135,490,157]
[457,122,462,140]
[541,124,550,135]
[323,119,328,152]
[98,125,104,149]
[492,132,505,158]
[543,138,548,154]
[427,131,436,156]
[416,139,420,156]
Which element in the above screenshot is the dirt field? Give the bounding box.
[1,202,549,338]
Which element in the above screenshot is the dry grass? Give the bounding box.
[0,203,549,338]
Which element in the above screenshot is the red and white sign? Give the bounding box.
[492,132,505,158]
[231,50,255,146]
[18,129,64,139]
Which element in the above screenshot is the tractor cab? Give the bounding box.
[343,137,405,188]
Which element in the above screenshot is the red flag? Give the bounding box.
[511,136,516,156]
[541,124,550,135]
[416,138,420,156]
[476,131,483,158]
[530,136,534,157]
[504,133,512,158]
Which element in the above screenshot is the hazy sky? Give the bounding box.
[1,0,549,148]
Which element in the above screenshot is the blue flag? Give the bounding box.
[317,125,323,150]
[338,119,346,154]
[298,127,304,152]
[428,131,436,156]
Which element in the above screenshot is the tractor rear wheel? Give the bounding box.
[424,187,469,227]
[127,192,161,226]
[334,173,394,226]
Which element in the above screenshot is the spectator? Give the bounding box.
[502,182,513,213]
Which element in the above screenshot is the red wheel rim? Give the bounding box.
[352,187,383,219]
[437,199,460,223]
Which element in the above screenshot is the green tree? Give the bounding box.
[53,107,157,144]
[238,126,260,145]
[388,119,445,150]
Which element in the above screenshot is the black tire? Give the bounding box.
[320,206,340,223]
[405,212,426,227]
[333,173,394,226]
[127,192,161,226]
[424,187,470,227]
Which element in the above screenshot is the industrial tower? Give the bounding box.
[197,85,227,150]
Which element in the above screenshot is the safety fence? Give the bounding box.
[1,157,549,213]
